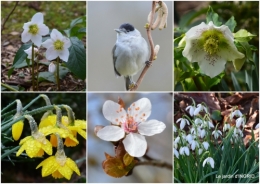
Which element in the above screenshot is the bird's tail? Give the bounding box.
[124,76,134,91]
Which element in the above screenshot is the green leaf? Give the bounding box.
[66,37,86,79]
[224,16,236,32]
[13,43,32,68]
[70,15,86,28]
[231,72,242,91]
[123,153,133,166]
[181,78,198,91]
[38,66,69,83]
[234,29,256,42]
[232,46,246,71]
[206,6,222,26]
[211,110,222,121]
[238,41,253,61]
[245,69,253,91]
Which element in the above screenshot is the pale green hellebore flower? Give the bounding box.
[182,21,244,78]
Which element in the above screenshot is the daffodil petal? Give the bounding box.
[66,158,81,176]
[58,164,73,180]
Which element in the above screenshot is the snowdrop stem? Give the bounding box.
[56,57,60,90]
[31,43,35,91]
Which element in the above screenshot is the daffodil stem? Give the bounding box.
[1,100,17,114]
[56,57,60,90]
[1,104,64,132]
[31,43,35,91]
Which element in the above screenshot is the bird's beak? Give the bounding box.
[114,29,122,33]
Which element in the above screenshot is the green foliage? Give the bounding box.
[174,4,258,91]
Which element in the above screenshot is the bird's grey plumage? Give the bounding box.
[112,23,149,90]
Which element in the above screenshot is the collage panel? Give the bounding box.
[88,1,173,91]
[1,93,87,182]
[173,92,259,182]
[1,1,86,92]
[88,92,172,182]
[174,1,259,91]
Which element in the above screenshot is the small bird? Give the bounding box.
[112,23,149,90]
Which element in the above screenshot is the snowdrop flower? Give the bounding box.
[190,140,199,150]
[174,148,179,159]
[212,129,222,139]
[202,141,210,150]
[195,118,203,125]
[230,109,243,119]
[199,129,206,138]
[236,116,245,128]
[198,148,203,155]
[203,120,215,129]
[179,146,190,156]
[174,136,180,145]
[234,127,243,137]
[21,12,49,47]
[223,123,231,132]
[96,98,166,157]
[42,29,71,62]
[182,21,244,78]
[194,104,208,115]
[173,125,177,132]
[48,62,56,73]
[186,105,196,116]
[24,46,38,59]
[176,118,190,130]
[203,157,215,168]
[255,123,259,129]
[186,134,193,144]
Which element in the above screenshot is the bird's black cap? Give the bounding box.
[119,23,135,32]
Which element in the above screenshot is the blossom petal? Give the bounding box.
[42,39,53,49]
[123,133,147,157]
[46,46,60,60]
[21,30,31,43]
[38,24,49,35]
[58,49,70,62]
[31,34,42,47]
[127,98,151,122]
[96,125,124,141]
[51,29,63,40]
[138,120,166,136]
[31,12,44,23]
[198,54,226,78]
[102,100,127,125]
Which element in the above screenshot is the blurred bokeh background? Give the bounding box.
[88,93,172,182]
[88,1,173,91]
[1,93,86,182]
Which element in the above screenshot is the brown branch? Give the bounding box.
[135,160,172,170]
[130,1,156,91]
[1,1,19,32]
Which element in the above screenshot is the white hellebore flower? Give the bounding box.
[203,157,215,168]
[176,118,190,130]
[97,98,166,157]
[48,62,56,73]
[42,29,71,62]
[21,12,49,47]
[24,46,38,59]
[182,21,244,78]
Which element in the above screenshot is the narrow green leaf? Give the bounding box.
[231,72,242,91]
[66,37,86,79]
[245,69,253,91]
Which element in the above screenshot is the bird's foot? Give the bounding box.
[145,60,152,67]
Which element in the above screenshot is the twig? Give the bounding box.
[130,1,156,91]
[135,160,172,170]
[1,1,19,32]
